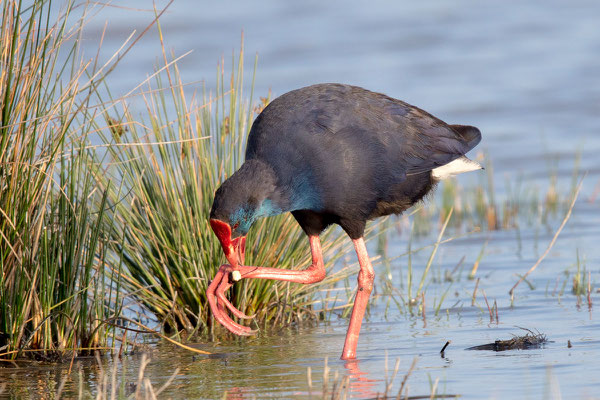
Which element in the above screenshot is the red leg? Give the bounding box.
[207,235,326,335]
[237,236,246,265]
[341,237,375,360]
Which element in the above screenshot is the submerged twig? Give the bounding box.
[440,341,451,358]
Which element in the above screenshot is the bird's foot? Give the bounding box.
[207,264,258,336]
[207,236,326,336]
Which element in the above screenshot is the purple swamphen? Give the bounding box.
[207,83,482,360]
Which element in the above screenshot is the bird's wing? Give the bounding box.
[388,104,481,176]
[245,84,481,182]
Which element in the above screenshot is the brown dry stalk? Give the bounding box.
[494,299,499,323]
[472,277,480,306]
[509,178,583,297]
[470,259,480,278]
[396,357,418,400]
[588,271,593,309]
[421,292,427,328]
[481,289,493,322]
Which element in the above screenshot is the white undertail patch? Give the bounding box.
[431,156,483,180]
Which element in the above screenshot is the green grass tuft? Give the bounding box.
[93,42,355,336]
[0,1,123,359]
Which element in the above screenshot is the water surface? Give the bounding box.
[3,1,600,398]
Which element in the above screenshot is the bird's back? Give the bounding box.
[245,83,480,230]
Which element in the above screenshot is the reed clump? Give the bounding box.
[0,1,125,360]
[0,0,354,359]
[92,36,354,335]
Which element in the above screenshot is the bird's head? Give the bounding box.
[209,218,246,270]
[209,160,281,268]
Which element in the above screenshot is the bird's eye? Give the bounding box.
[232,222,239,230]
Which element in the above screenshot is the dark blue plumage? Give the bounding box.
[210,83,481,239]
[208,83,482,360]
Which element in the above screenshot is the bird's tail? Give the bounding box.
[431,156,483,180]
[451,125,482,151]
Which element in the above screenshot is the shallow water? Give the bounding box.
[2,211,599,398]
[3,1,600,398]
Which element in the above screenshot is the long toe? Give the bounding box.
[206,267,227,312]
[207,265,257,336]
[209,286,256,335]
[216,279,256,320]
[216,305,257,336]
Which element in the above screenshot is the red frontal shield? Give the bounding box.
[210,219,246,268]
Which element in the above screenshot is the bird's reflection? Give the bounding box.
[344,359,379,398]
[223,386,248,400]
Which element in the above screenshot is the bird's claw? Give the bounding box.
[207,264,257,336]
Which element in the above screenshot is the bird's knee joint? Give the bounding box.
[306,265,326,283]
[315,269,327,282]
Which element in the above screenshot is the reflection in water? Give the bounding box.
[344,359,379,398]
[2,1,600,398]
[223,386,250,400]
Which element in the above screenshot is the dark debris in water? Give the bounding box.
[467,330,548,351]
